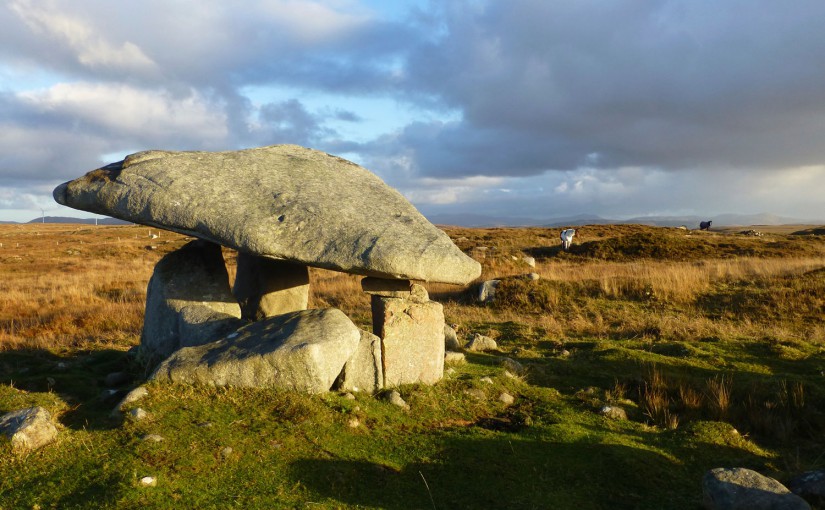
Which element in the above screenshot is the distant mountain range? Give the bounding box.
[1,212,821,228]
[0,216,131,225]
[428,212,823,228]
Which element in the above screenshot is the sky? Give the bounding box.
[1,0,824,224]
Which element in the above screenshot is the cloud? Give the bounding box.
[388,0,825,177]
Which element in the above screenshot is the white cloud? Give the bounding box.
[17,82,228,141]
[9,0,157,74]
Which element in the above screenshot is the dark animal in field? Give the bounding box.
[699,220,712,231]
[560,228,576,250]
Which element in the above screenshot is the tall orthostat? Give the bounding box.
[55,145,480,393]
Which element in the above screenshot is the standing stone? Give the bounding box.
[372,285,445,386]
[151,308,361,394]
[233,253,309,320]
[141,240,242,361]
[702,467,811,510]
[335,329,384,393]
[0,407,58,453]
[53,145,481,285]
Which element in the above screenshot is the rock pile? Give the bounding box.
[55,145,481,393]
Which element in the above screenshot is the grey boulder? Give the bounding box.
[151,308,361,394]
[0,407,58,453]
[54,145,480,285]
[702,467,811,510]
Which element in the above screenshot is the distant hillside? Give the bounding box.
[24,216,131,225]
[428,211,821,228]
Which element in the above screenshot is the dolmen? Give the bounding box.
[54,144,481,393]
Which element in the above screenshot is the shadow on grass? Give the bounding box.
[290,434,765,510]
[0,347,140,431]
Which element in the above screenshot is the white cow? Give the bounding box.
[560,228,576,251]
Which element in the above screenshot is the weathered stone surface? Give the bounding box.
[54,145,481,284]
[466,333,498,352]
[233,253,309,320]
[335,329,384,393]
[477,280,500,303]
[372,296,445,386]
[702,467,811,510]
[151,308,361,394]
[0,407,58,453]
[444,323,461,351]
[141,241,242,361]
[788,470,825,506]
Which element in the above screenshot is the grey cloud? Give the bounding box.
[388,0,825,177]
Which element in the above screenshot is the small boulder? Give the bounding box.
[335,329,384,393]
[522,256,536,268]
[702,467,811,510]
[384,390,409,410]
[444,323,461,351]
[112,386,149,416]
[788,470,825,506]
[444,351,466,364]
[477,280,501,303]
[0,407,58,453]
[499,392,515,405]
[466,334,498,352]
[599,405,628,420]
[465,388,486,400]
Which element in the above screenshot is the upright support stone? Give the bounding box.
[141,240,242,362]
[368,280,444,386]
[233,253,310,320]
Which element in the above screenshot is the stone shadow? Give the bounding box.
[289,433,768,509]
[0,347,139,431]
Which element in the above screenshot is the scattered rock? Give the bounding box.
[142,434,164,443]
[127,408,149,421]
[112,386,149,416]
[152,308,361,394]
[220,446,234,459]
[54,145,481,285]
[444,351,466,364]
[476,280,501,303]
[740,229,764,237]
[526,272,540,281]
[444,323,461,351]
[384,390,409,410]
[499,357,525,375]
[702,467,811,510]
[347,417,360,428]
[522,256,536,267]
[788,470,825,506]
[139,476,157,487]
[480,376,494,384]
[599,405,628,420]
[466,334,498,352]
[498,392,515,405]
[342,392,356,400]
[0,407,58,453]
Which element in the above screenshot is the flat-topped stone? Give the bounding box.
[54,145,481,285]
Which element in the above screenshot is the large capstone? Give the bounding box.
[141,240,243,361]
[151,308,361,393]
[54,145,481,285]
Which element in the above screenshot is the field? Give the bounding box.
[1,223,824,509]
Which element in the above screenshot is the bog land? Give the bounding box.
[1,223,824,509]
